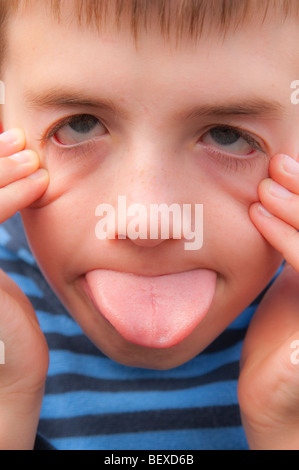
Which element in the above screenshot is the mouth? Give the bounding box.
[82,268,217,349]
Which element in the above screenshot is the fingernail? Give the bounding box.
[282,154,299,175]
[258,203,273,217]
[28,169,48,180]
[269,181,292,199]
[0,129,23,146]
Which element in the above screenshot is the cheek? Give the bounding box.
[204,196,265,272]
[21,163,108,288]
[23,181,101,242]
[33,144,111,206]
[194,150,270,205]
[194,153,280,277]
[21,203,100,312]
[200,169,281,283]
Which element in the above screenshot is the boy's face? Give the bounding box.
[2,3,294,369]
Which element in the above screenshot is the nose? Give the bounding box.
[114,196,190,248]
[106,143,189,248]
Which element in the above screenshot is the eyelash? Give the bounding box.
[39,114,266,169]
[39,114,106,161]
[198,125,266,171]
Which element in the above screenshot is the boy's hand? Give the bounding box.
[0,128,48,223]
[249,152,299,271]
[0,270,49,450]
[239,154,299,449]
[0,129,49,449]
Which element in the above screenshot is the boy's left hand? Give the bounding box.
[250,152,299,272]
[238,153,299,449]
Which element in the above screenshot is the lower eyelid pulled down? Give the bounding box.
[205,146,258,171]
[49,138,101,161]
[198,142,268,172]
[196,125,269,171]
[39,114,106,146]
[50,132,105,148]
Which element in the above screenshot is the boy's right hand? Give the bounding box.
[0,128,49,449]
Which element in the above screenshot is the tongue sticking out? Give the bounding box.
[85,269,217,349]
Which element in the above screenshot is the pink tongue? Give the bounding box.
[86,269,217,349]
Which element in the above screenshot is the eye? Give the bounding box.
[200,125,262,156]
[50,114,107,147]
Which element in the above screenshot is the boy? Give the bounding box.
[0,0,299,450]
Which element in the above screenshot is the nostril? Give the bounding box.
[115,233,127,240]
[128,237,166,248]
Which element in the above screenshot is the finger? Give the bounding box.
[249,202,299,271]
[258,178,299,229]
[268,153,299,196]
[0,129,26,158]
[0,169,49,224]
[0,150,40,188]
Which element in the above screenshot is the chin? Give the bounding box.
[89,328,205,370]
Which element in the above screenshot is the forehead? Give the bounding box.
[3,1,299,128]
[5,7,297,71]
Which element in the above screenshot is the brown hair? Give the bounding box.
[0,0,298,71]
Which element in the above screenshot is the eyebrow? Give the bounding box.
[183,98,285,120]
[24,86,286,121]
[24,87,131,120]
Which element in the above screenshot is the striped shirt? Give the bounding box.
[0,213,280,450]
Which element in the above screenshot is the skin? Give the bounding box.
[0,2,299,449]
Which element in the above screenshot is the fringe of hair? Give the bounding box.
[0,0,299,69]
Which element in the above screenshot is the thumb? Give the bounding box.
[0,269,48,391]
